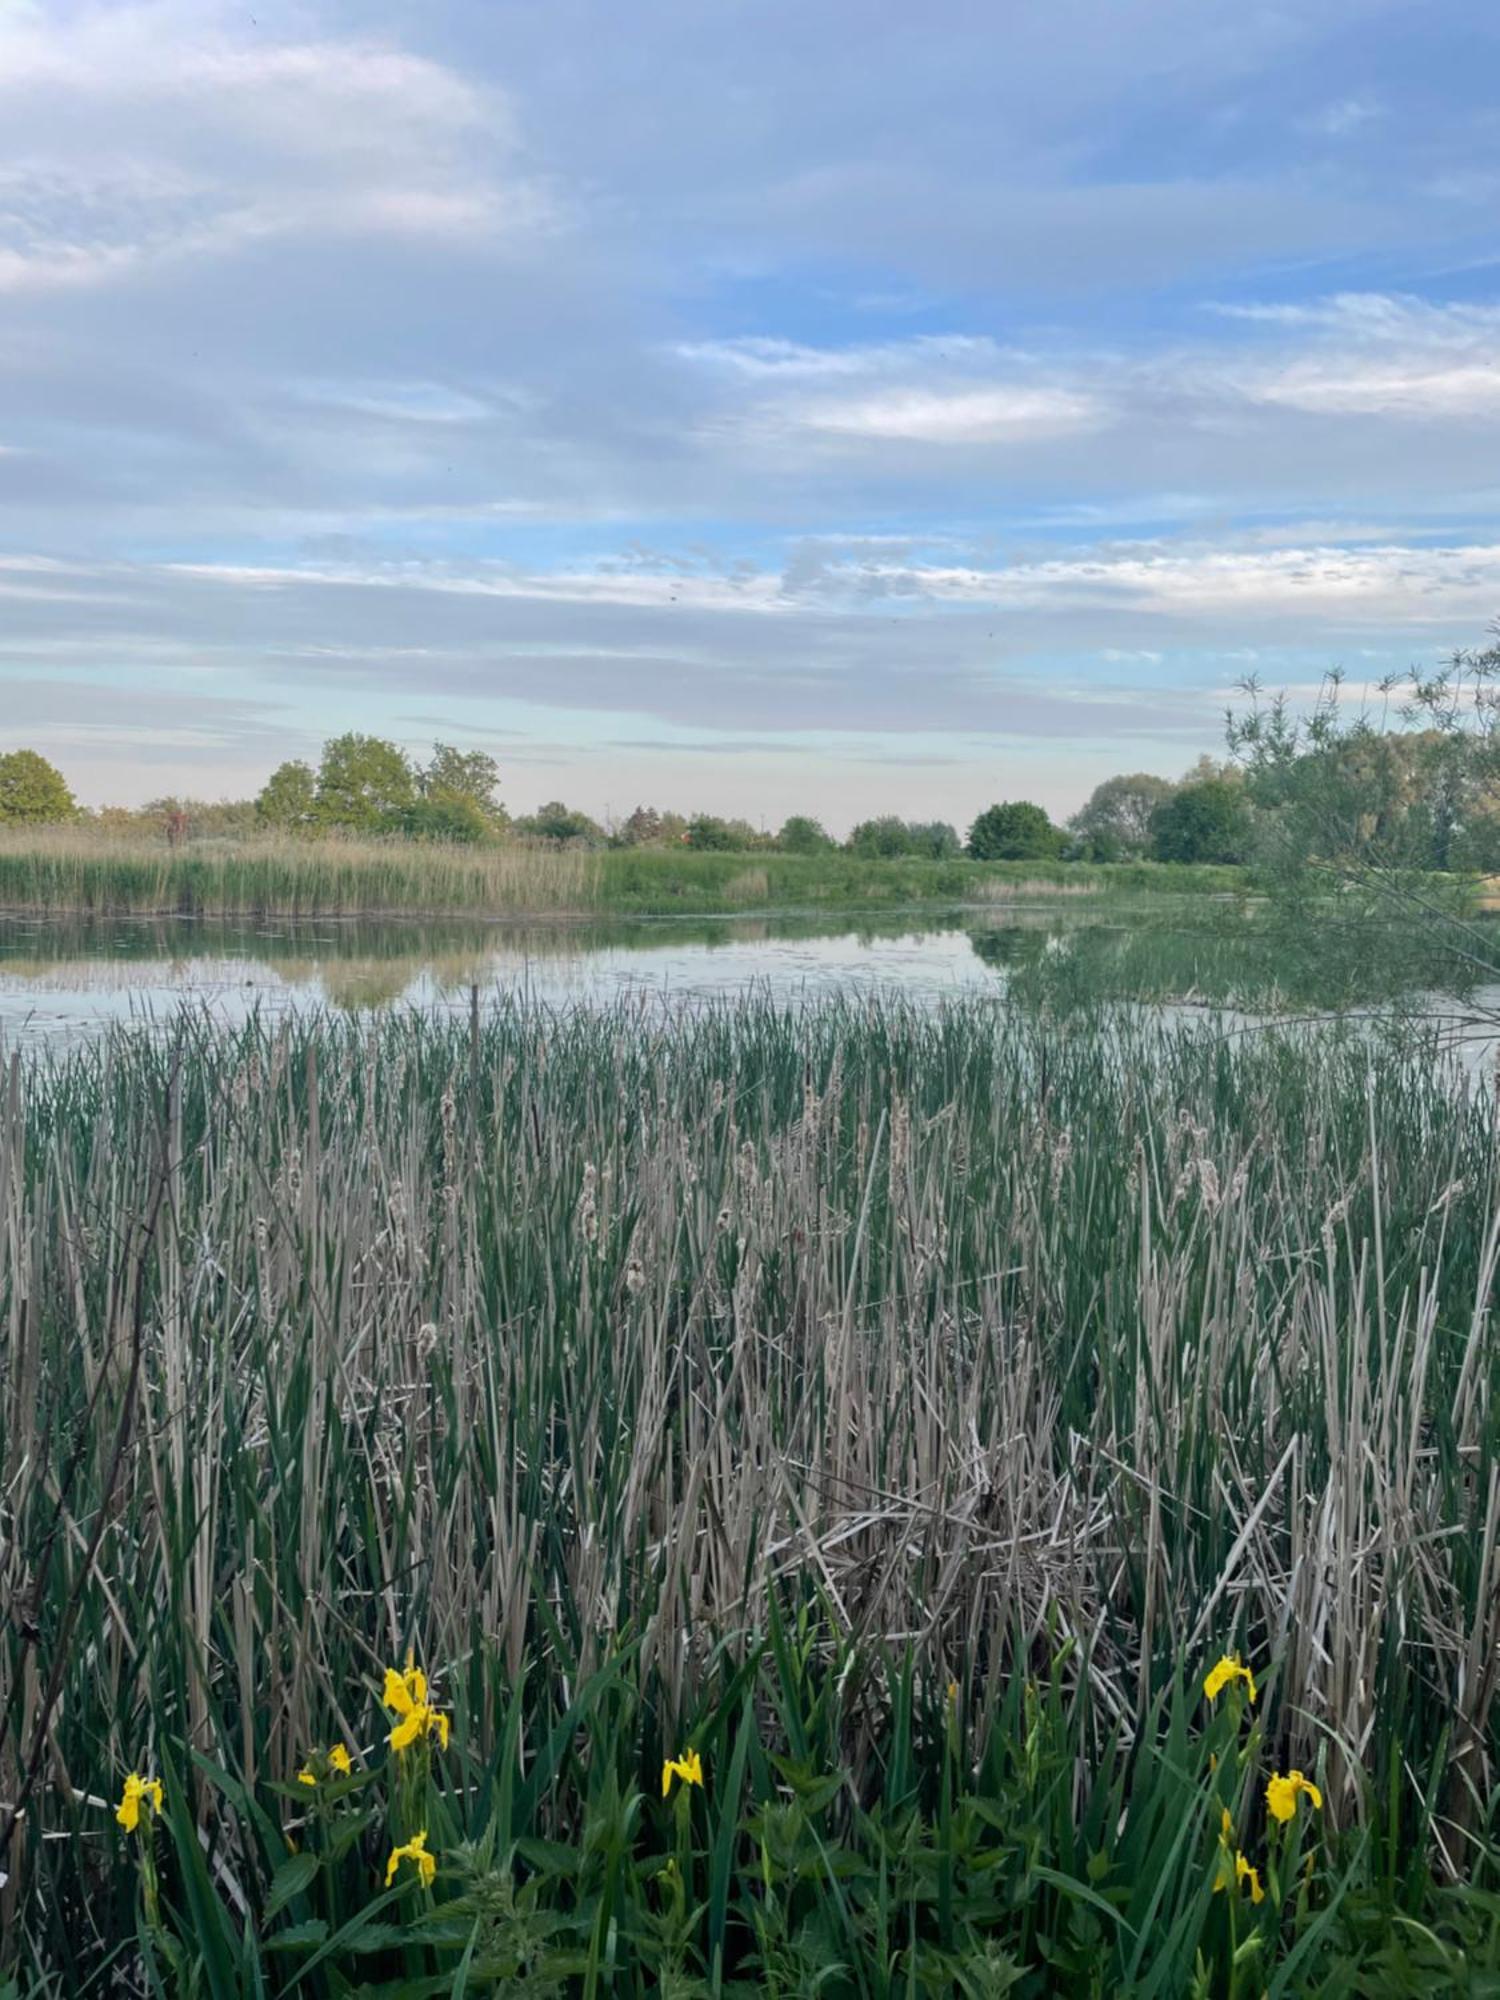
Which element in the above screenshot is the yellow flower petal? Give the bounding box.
[329,1743,352,1776]
[297,1767,317,1787]
[1266,1768,1322,1823]
[386,1829,435,1890]
[382,1666,414,1718]
[389,1706,425,1752]
[1203,1653,1257,1704]
[115,1772,160,1832]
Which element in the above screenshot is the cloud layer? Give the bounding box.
[2,0,1499,824]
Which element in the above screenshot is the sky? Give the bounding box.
[2,0,1499,831]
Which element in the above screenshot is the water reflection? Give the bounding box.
[2,902,1496,1051]
[0,909,1025,1046]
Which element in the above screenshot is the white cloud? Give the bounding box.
[803,383,1102,442]
[0,3,547,293]
[145,535,1500,630]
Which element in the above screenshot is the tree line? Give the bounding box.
[0,733,1253,863]
[7,697,1500,874]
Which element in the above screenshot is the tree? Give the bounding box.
[422,743,504,823]
[847,817,963,860]
[0,749,75,824]
[966,801,1063,861]
[1070,772,1175,859]
[685,814,765,851]
[776,814,833,854]
[618,805,664,846]
[906,820,961,860]
[847,816,914,859]
[517,800,606,845]
[314,735,416,831]
[399,795,491,843]
[1148,780,1248,864]
[256,760,317,829]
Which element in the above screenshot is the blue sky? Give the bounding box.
[2,0,1499,829]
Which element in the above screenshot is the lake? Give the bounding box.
[4,903,1500,1057]
[0,908,1049,1049]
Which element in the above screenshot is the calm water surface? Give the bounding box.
[0,909,1046,1050]
[5,908,1500,1062]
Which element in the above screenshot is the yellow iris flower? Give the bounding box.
[385,1828,436,1889]
[115,1772,164,1833]
[661,1748,704,1798]
[1213,1808,1265,1904]
[382,1662,449,1753]
[297,1742,354,1785]
[1266,1769,1323,1823]
[1203,1653,1258,1704]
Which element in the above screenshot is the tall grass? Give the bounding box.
[1,997,1498,1988]
[0,829,1243,918]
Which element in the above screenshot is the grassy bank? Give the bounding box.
[1,998,1497,1991]
[0,828,1242,918]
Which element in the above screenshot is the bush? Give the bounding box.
[775,814,833,854]
[0,748,75,825]
[398,794,491,843]
[1149,779,1249,864]
[966,800,1064,860]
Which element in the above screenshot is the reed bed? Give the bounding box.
[0,831,602,918]
[1,997,1498,1990]
[0,829,1240,919]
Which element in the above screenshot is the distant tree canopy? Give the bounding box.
[1148,779,1249,864]
[398,794,491,844]
[313,734,417,831]
[1070,772,1176,859]
[254,738,505,839]
[0,749,76,825]
[776,814,834,855]
[422,743,505,825]
[847,816,961,860]
[685,813,769,851]
[256,759,316,829]
[516,800,606,846]
[966,800,1063,861]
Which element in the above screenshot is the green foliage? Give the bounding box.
[1,998,1498,1990]
[615,804,688,848]
[314,733,417,830]
[516,799,607,846]
[847,817,961,860]
[1069,772,1175,859]
[423,742,506,825]
[0,834,1244,918]
[966,800,1063,860]
[905,818,962,859]
[0,749,75,825]
[399,793,493,843]
[847,814,916,858]
[256,758,317,829]
[774,813,833,854]
[1149,779,1249,864]
[684,812,767,851]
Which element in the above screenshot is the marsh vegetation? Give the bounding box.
[2,995,1499,1991]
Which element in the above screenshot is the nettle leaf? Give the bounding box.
[264,1920,330,1952]
[266,1852,321,1920]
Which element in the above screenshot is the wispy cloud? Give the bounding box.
[0,2,1498,819]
